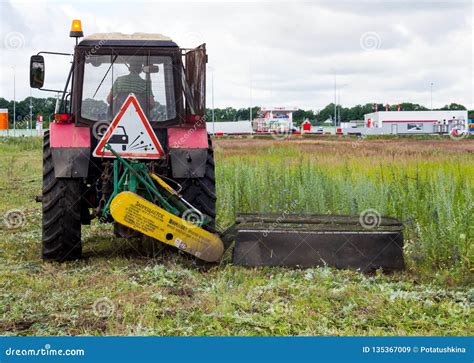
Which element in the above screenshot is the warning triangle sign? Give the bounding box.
[93,94,165,159]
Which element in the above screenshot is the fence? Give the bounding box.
[0,129,44,137]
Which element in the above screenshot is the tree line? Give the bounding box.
[0,97,471,128]
[0,97,57,127]
[207,102,472,126]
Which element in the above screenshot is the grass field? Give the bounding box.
[0,135,472,336]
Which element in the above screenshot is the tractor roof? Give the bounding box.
[79,32,178,47]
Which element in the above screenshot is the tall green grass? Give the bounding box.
[0,136,43,152]
[216,149,473,281]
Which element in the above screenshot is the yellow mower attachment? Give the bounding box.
[110,191,224,262]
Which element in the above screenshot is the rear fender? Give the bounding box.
[167,127,208,178]
[50,123,91,178]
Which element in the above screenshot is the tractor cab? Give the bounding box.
[75,33,186,126]
[30,23,206,130]
[29,20,219,262]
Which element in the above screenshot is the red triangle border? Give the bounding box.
[93,94,165,159]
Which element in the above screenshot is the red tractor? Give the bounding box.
[31,21,218,262]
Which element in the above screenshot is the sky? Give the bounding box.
[0,0,472,110]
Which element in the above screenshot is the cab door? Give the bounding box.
[185,44,207,118]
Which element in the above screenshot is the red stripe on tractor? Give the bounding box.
[168,127,208,149]
[50,123,91,148]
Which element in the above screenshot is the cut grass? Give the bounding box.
[0,136,472,336]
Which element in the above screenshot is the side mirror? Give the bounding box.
[143,65,159,74]
[88,56,103,67]
[30,55,45,88]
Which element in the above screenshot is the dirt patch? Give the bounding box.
[0,319,37,332]
[69,317,109,334]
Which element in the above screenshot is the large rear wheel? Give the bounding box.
[42,130,82,261]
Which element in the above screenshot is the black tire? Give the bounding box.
[175,135,216,229]
[42,130,82,261]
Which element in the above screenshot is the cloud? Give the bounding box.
[0,0,472,110]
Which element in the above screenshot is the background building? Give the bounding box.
[363,110,468,134]
[0,109,8,130]
[252,107,298,133]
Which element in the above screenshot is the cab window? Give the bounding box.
[81,53,176,122]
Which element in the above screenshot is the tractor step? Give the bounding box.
[231,213,404,272]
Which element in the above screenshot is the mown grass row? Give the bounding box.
[216,147,473,283]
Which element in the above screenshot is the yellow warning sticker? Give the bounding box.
[110,191,224,262]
